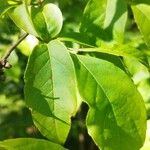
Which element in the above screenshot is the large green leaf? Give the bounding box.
[132,4,150,48]
[24,40,78,144]
[0,138,67,150]
[75,55,146,150]
[80,0,127,42]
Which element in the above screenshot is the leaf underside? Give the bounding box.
[24,40,78,144]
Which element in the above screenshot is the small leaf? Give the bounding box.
[132,4,150,48]
[0,138,67,150]
[31,3,63,41]
[42,3,63,38]
[24,40,78,144]
[75,55,146,150]
[9,3,63,41]
[126,0,150,5]
[8,4,38,37]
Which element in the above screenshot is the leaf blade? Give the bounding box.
[24,40,78,144]
[0,138,67,150]
[76,55,146,150]
[8,4,38,37]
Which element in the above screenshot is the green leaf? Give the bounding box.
[8,3,63,41]
[8,3,38,37]
[80,0,127,43]
[75,55,146,150]
[132,4,150,48]
[0,138,67,150]
[42,3,63,38]
[31,3,63,41]
[24,40,78,144]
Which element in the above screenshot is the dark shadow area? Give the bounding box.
[65,103,99,150]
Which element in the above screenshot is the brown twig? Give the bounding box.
[0,33,28,69]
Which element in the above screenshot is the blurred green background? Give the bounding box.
[0,0,150,150]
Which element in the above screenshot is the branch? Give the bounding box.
[0,33,28,69]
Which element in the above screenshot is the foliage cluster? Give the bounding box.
[1,0,150,150]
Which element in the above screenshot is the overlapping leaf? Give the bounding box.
[24,40,78,144]
[75,55,146,150]
[31,3,63,41]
